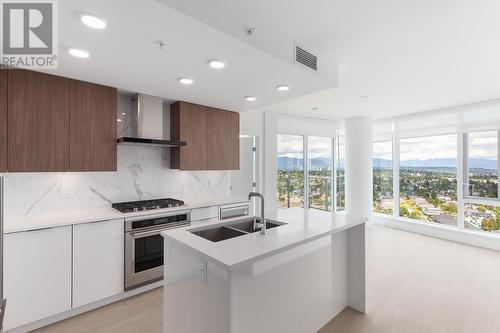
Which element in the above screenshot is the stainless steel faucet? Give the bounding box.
[248,192,266,234]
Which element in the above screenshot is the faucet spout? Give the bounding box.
[248,192,266,234]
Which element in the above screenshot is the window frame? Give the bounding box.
[307,135,335,212]
[276,133,338,212]
[372,139,394,215]
[334,128,345,211]
[276,133,306,209]
[380,124,500,232]
[462,130,500,202]
[395,132,459,226]
[461,130,500,231]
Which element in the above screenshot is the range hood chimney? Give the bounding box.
[117,94,186,148]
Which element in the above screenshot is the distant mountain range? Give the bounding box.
[278,157,333,170]
[278,156,497,171]
[374,158,497,170]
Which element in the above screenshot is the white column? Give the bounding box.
[345,117,373,218]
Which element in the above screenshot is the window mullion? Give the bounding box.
[304,136,309,210]
[457,132,465,229]
[331,136,336,212]
[333,135,338,212]
[497,130,500,200]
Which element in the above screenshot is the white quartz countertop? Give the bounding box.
[161,208,367,270]
[4,196,250,233]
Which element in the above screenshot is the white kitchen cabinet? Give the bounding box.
[4,226,72,330]
[72,219,124,307]
[164,236,330,333]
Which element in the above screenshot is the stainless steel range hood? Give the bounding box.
[117,137,186,148]
[117,94,186,148]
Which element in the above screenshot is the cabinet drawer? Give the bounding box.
[220,205,250,220]
[191,206,219,222]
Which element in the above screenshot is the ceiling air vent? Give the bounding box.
[295,45,318,71]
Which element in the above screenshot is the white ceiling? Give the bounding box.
[47,0,338,113]
[51,0,500,121]
[163,0,500,121]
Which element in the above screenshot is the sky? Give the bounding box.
[277,134,333,159]
[281,131,498,162]
[468,131,497,159]
[399,134,457,161]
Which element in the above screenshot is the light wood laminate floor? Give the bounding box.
[35,224,500,333]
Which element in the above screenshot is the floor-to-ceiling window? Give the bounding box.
[463,130,500,232]
[371,103,500,237]
[373,141,393,215]
[466,131,498,198]
[277,133,338,212]
[398,134,458,225]
[277,134,304,208]
[307,136,333,211]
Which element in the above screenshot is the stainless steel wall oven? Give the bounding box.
[124,211,190,290]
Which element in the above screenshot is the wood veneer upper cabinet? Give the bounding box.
[69,80,117,171]
[207,109,226,170]
[207,108,239,170]
[171,101,239,171]
[0,69,7,172]
[8,69,70,172]
[170,102,208,170]
[223,110,240,170]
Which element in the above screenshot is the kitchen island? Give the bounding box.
[162,208,367,333]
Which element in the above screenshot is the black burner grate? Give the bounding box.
[112,198,185,213]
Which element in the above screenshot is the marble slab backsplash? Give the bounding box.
[0,146,230,217]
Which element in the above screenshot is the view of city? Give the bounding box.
[277,131,500,234]
[276,135,335,211]
[373,132,500,233]
[277,134,304,208]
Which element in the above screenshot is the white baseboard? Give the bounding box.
[5,281,163,333]
[373,214,500,252]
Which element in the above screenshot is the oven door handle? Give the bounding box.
[128,223,189,238]
[129,229,165,238]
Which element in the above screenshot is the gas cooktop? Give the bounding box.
[112,198,185,213]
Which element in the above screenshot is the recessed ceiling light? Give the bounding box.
[245,96,257,102]
[117,119,122,122]
[81,15,107,29]
[121,112,126,116]
[68,48,89,58]
[209,60,225,69]
[179,78,194,85]
[276,85,290,91]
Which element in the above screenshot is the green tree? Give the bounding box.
[409,210,422,219]
[482,217,495,231]
[495,215,500,231]
[442,202,457,214]
[400,204,409,217]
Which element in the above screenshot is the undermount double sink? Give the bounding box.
[190,217,287,242]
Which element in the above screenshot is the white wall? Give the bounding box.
[277,114,338,137]
[240,110,264,136]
